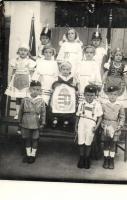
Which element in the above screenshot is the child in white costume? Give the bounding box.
[76,45,102,102]
[75,85,103,169]
[50,61,78,128]
[57,28,83,75]
[5,44,36,119]
[91,29,107,78]
[32,46,59,105]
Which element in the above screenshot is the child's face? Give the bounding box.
[92,39,101,48]
[44,48,53,60]
[85,47,95,60]
[108,91,118,103]
[114,52,122,62]
[30,86,41,98]
[85,92,96,103]
[67,29,76,42]
[61,65,71,77]
[18,48,28,58]
[40,35,50,45]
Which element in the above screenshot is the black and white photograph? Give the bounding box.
[1,0,127,184]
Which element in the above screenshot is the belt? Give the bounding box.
[80,116,96,122]
[103,118,117,122]
[24,112,39,115]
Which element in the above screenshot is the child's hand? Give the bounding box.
[115,125,122,132]
[92,127,97,133]
[39,124,44,130]
[39,124,45,136]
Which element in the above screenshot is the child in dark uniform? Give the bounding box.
[38,25,52,59]
[18,81,46,163]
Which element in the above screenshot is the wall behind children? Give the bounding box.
[5,1,55,81]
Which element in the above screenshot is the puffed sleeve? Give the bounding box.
[95,101,103,117]
[104,62,110,70]
[32,59,41,80]
[56,44,65,62]
[28,58,36,71]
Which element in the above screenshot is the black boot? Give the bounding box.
[103,157,109,169]
[109,157,114,169]
[22,155,29,163]
[77,156,85,168]
[84,157,90,169]
[28,156,36,164]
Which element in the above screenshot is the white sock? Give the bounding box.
[110,151,115,158]
[104,150,109,157]
[31,148,37,157]
[26,147,31,156]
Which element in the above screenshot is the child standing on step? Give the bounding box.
[38,25,52,59]
[101,48,127,108]
[101,85,125,169]
[32,46,58,105]
[5,44,36,119]
[18,80,46,164]
[75,85,103,169]
[57,28,83,75]
[76,45,102,103]
[91,27,107,78]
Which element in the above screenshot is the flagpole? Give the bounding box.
[29,13,36,59]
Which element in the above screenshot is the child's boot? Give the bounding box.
[84,157,90,169]
[23,147,31,163]
[28,148,37,164]
[103,157,109,169]
[109,157,114,169]
[77,156,85,168]
[84,145,91,169]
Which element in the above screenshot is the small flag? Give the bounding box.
[29,15,36,57]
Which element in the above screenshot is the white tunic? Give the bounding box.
[57,42,83,74]
[76,60,102,95]
[93,47,106,68]
[32,59,59,104]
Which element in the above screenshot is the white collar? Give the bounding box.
[59,74,73,81]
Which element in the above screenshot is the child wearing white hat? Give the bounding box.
[5,43,36,120]
[91,25,107,78]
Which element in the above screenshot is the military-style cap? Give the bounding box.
[92,32,102,40]
[107,86,119,92]
[30,80,41,87]
[40,25,51,39]
[84,84,97,94]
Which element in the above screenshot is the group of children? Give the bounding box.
[5,25,127,168]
